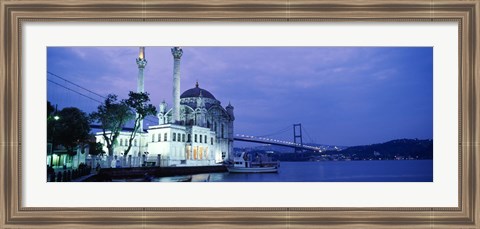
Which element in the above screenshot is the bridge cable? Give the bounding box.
[255,125,291,137]
[301,126,316,144]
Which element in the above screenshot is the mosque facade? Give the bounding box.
[96,47,235,167]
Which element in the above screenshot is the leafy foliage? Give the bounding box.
[123,91,157,156]
[90,94,134,156]
[53,107,91,155]
[47,101,56,145]
[88,141,105,157]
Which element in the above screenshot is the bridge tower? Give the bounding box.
[293,123,303,153]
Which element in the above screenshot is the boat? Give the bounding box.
[226,152,280,173]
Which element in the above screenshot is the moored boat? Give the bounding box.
[227,152,279,173]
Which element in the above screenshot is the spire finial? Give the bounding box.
[195,81,199,88]
[139,47,145,60]
[136,47,147,68]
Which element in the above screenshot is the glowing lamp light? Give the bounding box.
[53,115,60,120]
[138,47,145,60]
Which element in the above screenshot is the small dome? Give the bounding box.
[180,82,216,100]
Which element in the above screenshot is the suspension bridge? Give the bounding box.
[234,130,321,152]
[48,71,322,153]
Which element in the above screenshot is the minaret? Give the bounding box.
[171,47,183,124]
[226,102,235,160]
[136,47,147,131]
[158,100,167,125]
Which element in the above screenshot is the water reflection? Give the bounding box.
[118,160,433,182]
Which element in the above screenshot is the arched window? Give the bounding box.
[119,139,123,146]
[182,134,185,142]
[211,137,214,145]
[173,133,176,141]
[164,133,168,141]
[134,139,137,146]
[188,134,191,142]
[204,135,207,143]
[158,133,161,142]
[194,134,198,143]
[152,134,154,142]
[199,134,202,143]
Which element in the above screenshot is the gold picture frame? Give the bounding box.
[1,0,479,228]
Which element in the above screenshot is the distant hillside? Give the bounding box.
[238,138,433,161]
[324,138,433,160]
[235,143,345,153]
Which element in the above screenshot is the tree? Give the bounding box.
[88,141,105,157]
[54,107,91,155]
[47,101,56,147]
[90,94,134,158]
[47,101,55,118]
[123,91,157,156]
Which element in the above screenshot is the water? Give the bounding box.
[151,160,433,182]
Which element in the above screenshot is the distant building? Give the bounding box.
[96,47,235,166]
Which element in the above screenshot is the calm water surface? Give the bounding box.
[152,160,433,182]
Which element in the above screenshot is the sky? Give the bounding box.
[47,47,433,146]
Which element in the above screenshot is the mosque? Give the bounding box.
[96,47,235,166]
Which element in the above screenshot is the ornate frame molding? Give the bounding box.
[1,0,478,228]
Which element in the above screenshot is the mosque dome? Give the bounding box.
[180,82,216,100]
